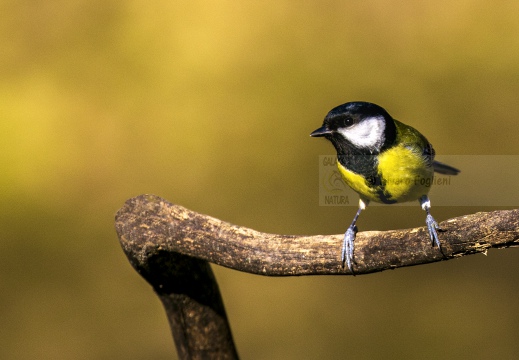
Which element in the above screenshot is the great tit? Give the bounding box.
[310,102,459,273]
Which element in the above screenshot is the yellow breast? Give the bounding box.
[337,145,434,204]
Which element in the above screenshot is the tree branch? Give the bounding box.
[116,194,519,276]
[114,194,519,358]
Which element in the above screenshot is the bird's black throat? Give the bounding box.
[331,137,381,186]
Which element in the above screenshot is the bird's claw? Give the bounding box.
[425,214,441,250]
[342,225,357,273]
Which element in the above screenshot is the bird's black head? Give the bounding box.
[310,102,397,154]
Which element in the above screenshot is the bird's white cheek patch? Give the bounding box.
[337,116,385,150]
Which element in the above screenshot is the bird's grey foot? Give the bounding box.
[425,213,441,249]
[342,225,357,273]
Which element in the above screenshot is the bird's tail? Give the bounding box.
[433,161,460,175]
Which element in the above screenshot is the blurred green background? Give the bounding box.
[2,1,519,359]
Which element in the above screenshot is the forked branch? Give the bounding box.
[114,194,519,359]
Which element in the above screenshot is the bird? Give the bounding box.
[310,101,459,273]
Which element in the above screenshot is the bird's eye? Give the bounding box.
[337,116,354,128]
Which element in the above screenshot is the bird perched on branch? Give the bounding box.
[311,102,459,273]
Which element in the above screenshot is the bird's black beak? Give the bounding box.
[310,126,331,137]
